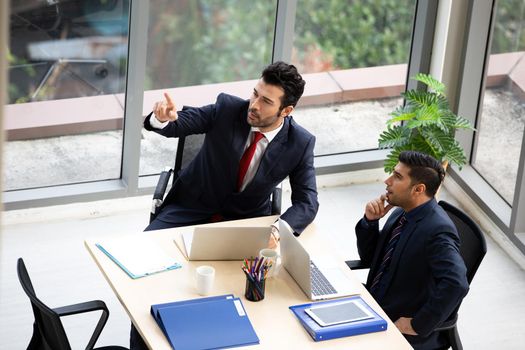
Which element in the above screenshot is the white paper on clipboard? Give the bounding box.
[96,235,181,279]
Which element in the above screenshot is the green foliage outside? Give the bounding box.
[293,0,415,72]
[144,0,276,90]
[491,0,525,53]
[7,0,525,103]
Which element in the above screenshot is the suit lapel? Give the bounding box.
[379,200,437,292]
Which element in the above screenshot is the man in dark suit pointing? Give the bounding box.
[144,61,318,244]
[355,151,468,349]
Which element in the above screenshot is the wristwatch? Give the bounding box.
[270,225,281,242]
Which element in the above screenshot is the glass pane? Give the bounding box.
[472,0,525,204]
[5,0,129,190]
[140,0,277,176]
[292,0,415,156]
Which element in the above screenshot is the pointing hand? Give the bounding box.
[153,92,178,122]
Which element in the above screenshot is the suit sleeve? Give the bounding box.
[143,103,216,137]
[355,217,380,268]
[411,229,469,336]
[280,136,319,235]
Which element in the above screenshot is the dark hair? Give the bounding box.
[261,61,305,109]
[398,151,445,197]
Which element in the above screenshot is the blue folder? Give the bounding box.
[289,295,387,341]
[151,294,234,337]
[154,296,259,350]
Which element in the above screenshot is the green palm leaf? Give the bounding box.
[413,73,445,95]
[410,133,438,159]
[384,149,401,173]
[441,141,468,169]
[378,125,411,148]
[420,127,456,154]
[453,115,475,129]
[402,90,436,109]
[384,146,411,173]
[387,111,417,125]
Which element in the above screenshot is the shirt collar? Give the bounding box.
[404,198,435,221]
[251,121,284,143]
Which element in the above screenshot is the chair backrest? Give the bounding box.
[174,133,205,176]
[170,129,281,215]
[17,258,72,350]
[438,200,487,284]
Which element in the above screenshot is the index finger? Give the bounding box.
[164,92,175,108]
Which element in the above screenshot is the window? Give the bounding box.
[471,0,525,204]
[5,0,130,190]
[139,0,277,176]
[291,0,416,156]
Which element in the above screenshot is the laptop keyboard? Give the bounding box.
[310,261,338,296]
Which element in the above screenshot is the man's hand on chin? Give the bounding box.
[394,317,418,335]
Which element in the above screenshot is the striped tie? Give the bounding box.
[369,214,407,295]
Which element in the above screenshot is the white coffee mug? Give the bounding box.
[259,248,281,278]
[195,265,215,295]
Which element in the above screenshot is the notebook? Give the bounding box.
[96,235,181,279]
[181,226,271,260]
[279,223,359,300]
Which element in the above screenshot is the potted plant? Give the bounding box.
[378,73,475,173]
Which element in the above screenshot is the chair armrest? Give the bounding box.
[53,300,108,317]
[150,168,173,223]
[54,300,109,350]
[345,259,370,270]
[271,187,282,215]
[153,167,173,201]
[434,313,458,331]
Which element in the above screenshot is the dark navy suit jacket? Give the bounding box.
[144,93,319,234]
[356,199,468,349]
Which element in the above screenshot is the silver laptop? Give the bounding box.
[181,226,271,261]
[280,225,359,300]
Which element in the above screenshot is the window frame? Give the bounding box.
[3,0,436,211]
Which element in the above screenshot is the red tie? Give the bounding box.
[237,131,265,191]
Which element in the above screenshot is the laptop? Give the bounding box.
[181,226,271,261]
[279,224,359,300]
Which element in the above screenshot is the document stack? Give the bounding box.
[151,294,259,350]
[289,295,387,341]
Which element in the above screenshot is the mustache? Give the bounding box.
[248,108,259,117]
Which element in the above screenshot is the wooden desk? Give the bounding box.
[85,216,412,349]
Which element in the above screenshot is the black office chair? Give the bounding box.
[345,200,487,350]
[17,258,128,350]
[150,131,282,223]
[432,200,487,350]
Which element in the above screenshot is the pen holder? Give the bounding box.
[244,276,266,302]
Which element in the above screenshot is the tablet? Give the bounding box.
[305,300,374,327]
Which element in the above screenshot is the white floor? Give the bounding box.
[1,178,525,349]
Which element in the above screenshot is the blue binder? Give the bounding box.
[155,296,259,350]
[151,294,234,337]
[289,295,387,341]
